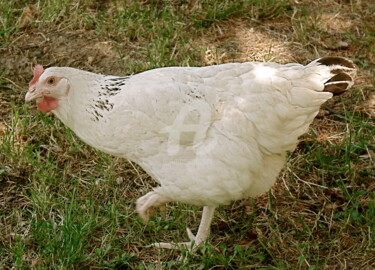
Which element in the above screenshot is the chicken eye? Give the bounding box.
[47,77,55,85]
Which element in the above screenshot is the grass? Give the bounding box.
[1,0,374,269]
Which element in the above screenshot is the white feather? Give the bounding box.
[40,59,354,206]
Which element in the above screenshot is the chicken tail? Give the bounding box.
[315,56,357,95]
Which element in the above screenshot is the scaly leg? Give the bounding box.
[151,205,216,252]
[136,191,170,223]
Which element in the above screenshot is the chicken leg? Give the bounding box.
[151,206,216,252]
[136,191,171,222]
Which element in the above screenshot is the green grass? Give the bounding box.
[1,0,374,269]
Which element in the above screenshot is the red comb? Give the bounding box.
[29,65,44,88]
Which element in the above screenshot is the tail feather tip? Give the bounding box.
[317,56,356,95]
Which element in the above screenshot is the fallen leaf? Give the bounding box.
[18,6,35,29]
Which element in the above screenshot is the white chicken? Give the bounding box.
[25,56,356,251]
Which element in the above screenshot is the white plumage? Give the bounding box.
[25,56,356,251]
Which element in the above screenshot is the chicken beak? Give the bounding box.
[25,87,41,102]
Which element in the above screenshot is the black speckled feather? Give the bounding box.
[88,76,129,121]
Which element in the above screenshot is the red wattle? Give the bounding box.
[37,96,59,112]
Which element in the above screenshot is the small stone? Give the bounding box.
[116,177,124,185]
[336,41,349,49]
[87,56,95,65]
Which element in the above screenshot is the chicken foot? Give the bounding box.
[150,206,216,252]
[136,191,170,222]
